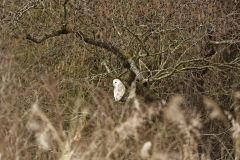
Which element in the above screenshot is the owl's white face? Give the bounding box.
[113,79,125,101]
[113,79,121,87]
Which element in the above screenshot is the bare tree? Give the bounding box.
[2,0,240,159]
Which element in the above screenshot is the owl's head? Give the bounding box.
[113,79,121,87]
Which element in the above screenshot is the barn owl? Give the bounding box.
[113,79,125,101]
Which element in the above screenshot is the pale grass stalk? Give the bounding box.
[164,96,200,159]
[203,97,230,127]
[233,91,240,160]
[140,141,152,159]
[27,102,63,150]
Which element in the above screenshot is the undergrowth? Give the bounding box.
[0,47,238,159]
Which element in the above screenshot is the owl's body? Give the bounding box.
[113,79,125,101]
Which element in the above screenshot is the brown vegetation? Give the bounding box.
[1,0,240,159]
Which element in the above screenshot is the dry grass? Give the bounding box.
[0,48,238,160]
[0,60,236,160]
